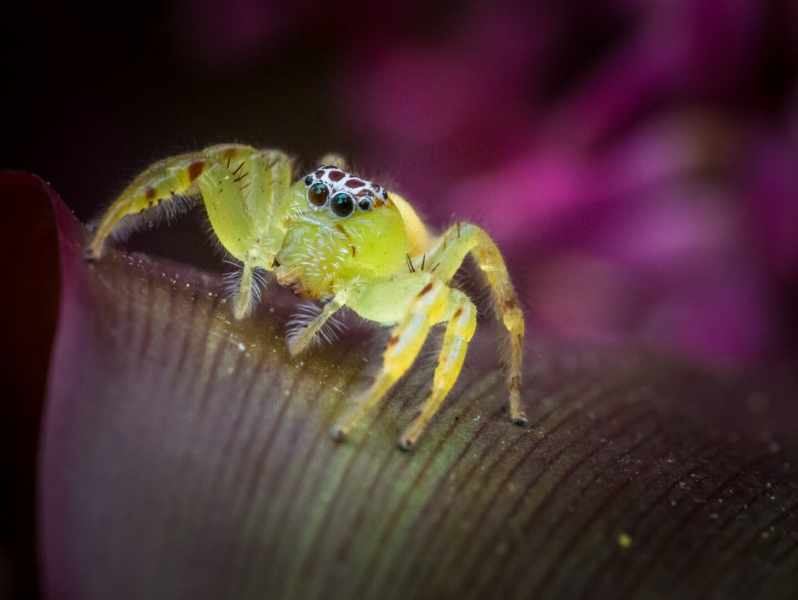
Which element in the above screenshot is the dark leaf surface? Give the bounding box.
[23,174,798,599]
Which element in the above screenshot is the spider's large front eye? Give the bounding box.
[308,182,329,206]
[330,192,354,217]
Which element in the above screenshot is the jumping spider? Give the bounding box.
[85,144,526,449]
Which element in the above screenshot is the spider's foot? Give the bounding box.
[83,246,100,263]
[509,388,527,425]
[83,234,107,262]
[398,416,427,451]
[397,436,415,452]
[330,424,348,442]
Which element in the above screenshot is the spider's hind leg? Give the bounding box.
[426,223,527,424]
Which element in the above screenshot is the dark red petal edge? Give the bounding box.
[0,172,62,600]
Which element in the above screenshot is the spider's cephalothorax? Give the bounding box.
[85,144,526,450]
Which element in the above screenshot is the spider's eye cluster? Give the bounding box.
[304,170,381,218]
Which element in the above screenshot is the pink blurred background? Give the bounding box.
[7,0,798,369]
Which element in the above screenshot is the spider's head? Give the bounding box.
[300,166,392,218]
[276,166,410,294]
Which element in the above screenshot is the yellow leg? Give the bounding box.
[203,145,290,318]
[85,152,211,260]
[425,223,527,423]
[331,278,448,441]
[206,146,292,240]
[86,145,293,319]
[85,144,291,260]
[399,292,477,450]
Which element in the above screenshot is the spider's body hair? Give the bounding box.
[91,193,198,246]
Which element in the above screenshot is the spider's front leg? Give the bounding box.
[425,222,527,424]
[331,275,469,449]
[398,290,476,449]
[85,144,292,319]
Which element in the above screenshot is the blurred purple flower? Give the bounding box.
[172,0,301,68]
[174,0,798,367]
[328,0,798,367]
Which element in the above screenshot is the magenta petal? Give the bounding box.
[31,175,798,599]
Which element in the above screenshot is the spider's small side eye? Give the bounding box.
[308,182,329,206]
[304,174,314,186]
[331,193,355,217]
[381,189,389,201]
[358,199,372,211]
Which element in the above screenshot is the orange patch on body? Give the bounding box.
[418,282,434,297]
[188,161,206,182]
[335,224,350,239]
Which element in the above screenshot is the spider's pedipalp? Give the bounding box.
[223,255,261,320]
[286,301,323,349]
[286,292,350,357]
